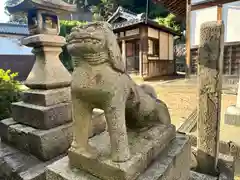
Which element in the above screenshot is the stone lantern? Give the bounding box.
[6,0,76,89]
[0,1,77,179]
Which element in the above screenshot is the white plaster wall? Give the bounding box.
[148,27,158,38]
[222,1,240,42]
[190,1,240,46]
[190,6,217,47]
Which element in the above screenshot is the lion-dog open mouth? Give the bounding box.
[68,37,101,44]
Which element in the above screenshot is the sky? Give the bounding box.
[0,0,9,23]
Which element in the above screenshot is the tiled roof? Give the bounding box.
[111,18,143,29]
[108,6,180,36]
[0,23,29,36]
[112,18,180,36]
[108,6,141,23]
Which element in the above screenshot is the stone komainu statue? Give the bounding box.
[66,21,171,162]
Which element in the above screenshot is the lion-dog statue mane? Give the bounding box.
[66,21,171,163]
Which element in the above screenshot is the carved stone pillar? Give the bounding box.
[196,21,224,176]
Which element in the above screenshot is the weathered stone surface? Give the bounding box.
[0,140,66,180]
[0,111,106,162]
[28,123,73,161]
[12,101,71,130]
[0,118,17,141]
[2,122,72,161]
[68,125,175,180]
[8,124,36,152]
[46,133,190,180]
[191,147,235,179]
[224,105,240,126]
[217,154,235,180]
[0,141,41,180]
[68,21,171,163]
[197,21,224,175]
[22,88,71,107]
[190,171,217,180]
[22,34,71,90]
[138,133,191,180]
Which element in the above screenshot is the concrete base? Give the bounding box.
[68,124,176,180]
[224,105,240,126]
[46,133,191,180]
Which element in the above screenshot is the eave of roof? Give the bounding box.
[153,0,240,19]
[112,19,180,36]
[109,6,180,36]
[0,23,29,36]
[6,0,76,14]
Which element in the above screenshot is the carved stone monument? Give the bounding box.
[192,21,235,179]
[46,22,191,180]
[196,21,224,176]
[0,1,106,180]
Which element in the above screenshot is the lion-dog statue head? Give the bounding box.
[66,21,125,73]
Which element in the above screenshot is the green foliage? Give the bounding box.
[92,0,117,21]
[119,0,168,19]
[59,20,88,72]
[90,0,168,21]
[155,13,181,33]
[60,20,87,35]
[0,69,21,120]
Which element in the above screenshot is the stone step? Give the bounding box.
[0,118,72,161]
[190,171,217,180]
[0,110,106,180]
[12,101,72,130]
[138,133,190,180]
[68,124,176,180]
[46,131,191,180]
[0,110,106,162]
[22,87,71,107]
[0,140,57,180]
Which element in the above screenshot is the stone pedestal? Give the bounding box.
[0,109,106,180]
[22,35,71,90]
[46,128,191,180]
[196,21,224,175]
[0,34,75,161]
[0,34,106,180]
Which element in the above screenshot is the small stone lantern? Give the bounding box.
[6,0,76,89]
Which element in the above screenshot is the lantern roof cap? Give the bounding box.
[6,0,77,14]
